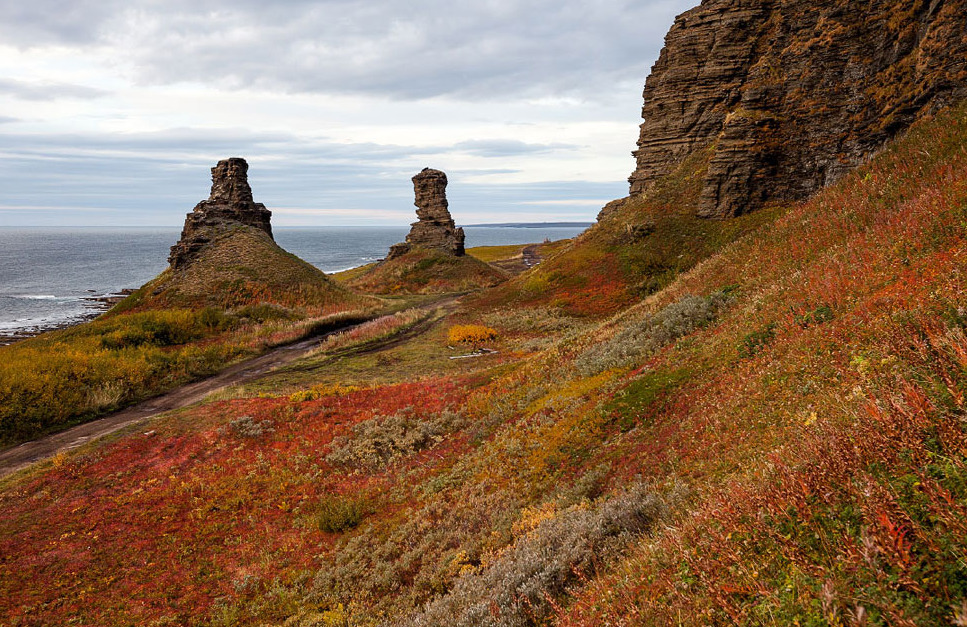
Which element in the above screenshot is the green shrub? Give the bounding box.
[795,304,834,327]
[605,368,691,431]
[313,495,368,533]
[575,291,731,375]
[739,322,778,358]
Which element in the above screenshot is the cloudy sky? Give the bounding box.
[0,0,694,227]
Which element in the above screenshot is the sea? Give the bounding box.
[0,225,588,340]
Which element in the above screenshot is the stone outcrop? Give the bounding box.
[629,0,967,218]
[388,168,465,259]
[169,158,273,269]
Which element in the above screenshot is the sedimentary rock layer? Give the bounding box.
[388,168,465,259]
[629,0,967,218]
[169,158,273,269]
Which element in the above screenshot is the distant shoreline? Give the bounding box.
[460,222,593,228]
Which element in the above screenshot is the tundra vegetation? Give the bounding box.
[2,103,967,627]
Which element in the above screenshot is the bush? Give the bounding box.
[739,322,777,358]
[447,325,498,351]
[313,495,368,533]
[326,408,467,469]
[229,415,275,438]
[795,304,834,327]
[400,483,676,627]
[575,291,730,375]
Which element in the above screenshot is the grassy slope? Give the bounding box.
[2,103,966,626]
[345,247,508,295]
[469,148,783,318]
[117,225,376,314]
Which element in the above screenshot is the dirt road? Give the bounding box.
[0,322,364,479]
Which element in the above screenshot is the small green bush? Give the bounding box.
[739,322,777,358]
[605,368,691,431]
[314,495,368,533]
[795,304,834,327]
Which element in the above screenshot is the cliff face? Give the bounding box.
[169,158,273,269]
[629,0,967,218]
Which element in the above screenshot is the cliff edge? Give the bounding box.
[629,0,967,218]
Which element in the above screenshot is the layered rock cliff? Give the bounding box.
[388,168,465,259]
[169,158,273,269]
[629,0,967,218]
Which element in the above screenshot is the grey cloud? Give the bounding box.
[0,128,621,226]
[452,139,576,158]
[0,116,18,124]
[0,0,121,45]
[0,78,109,101]
[4,0,695,101]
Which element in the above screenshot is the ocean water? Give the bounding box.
[0,225,587,338]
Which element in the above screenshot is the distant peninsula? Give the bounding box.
[460,221,592,228]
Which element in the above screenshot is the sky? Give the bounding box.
[0,0,696,227]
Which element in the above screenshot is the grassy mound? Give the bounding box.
[115,225,376,315]
[470,149,781,317]
[344,247,508,295]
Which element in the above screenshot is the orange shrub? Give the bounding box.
[447,324,498,350]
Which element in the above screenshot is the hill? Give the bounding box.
[344,168,509,294]
[2,81,965,627]
[117,224,374,315]
[345,246,508,295]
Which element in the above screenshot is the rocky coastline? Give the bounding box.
[0,289,134,346]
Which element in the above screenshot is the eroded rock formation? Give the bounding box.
[169,158,273,269]
[629,0,967,218]
[388,168,465,259]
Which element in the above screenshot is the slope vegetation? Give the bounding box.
[118,225,375,314]
[2,103,967,626]
[470,149,781,318]
[345,247,507,295]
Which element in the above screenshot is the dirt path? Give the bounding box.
[0,321,366,479]
[0,295,467,480]
[522,244,541,268]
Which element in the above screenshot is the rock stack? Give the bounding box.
[169,158,273,269]
[388,168,465,259]
[628,0,967,218]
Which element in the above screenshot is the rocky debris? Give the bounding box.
[169,158,273,269]
[388,168,465,259]
[628,0,967,218]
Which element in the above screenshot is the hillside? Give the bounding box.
[117,224,374,315]
[2,86,965,627]
[345,247,508,295]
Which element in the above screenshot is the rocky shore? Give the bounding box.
[0,289,133,346]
